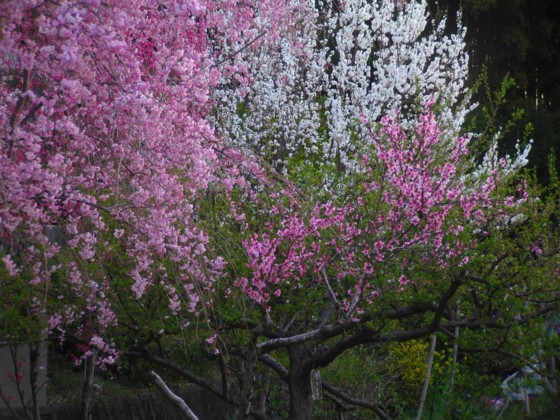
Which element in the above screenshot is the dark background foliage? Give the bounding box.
[430,0,560,182]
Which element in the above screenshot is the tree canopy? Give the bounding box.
[1,1,559,419]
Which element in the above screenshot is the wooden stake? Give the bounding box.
[416,333,437,420]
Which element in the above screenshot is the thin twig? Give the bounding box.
[213,30,269,68]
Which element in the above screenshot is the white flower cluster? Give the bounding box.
[211,1,324,173]
[212,0,500,174]
[468,133,532,181]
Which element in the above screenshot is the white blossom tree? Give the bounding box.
[213,0,474,173]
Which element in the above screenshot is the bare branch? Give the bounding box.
[258,354,288,380]
[385,302,436,319]
[431,279,462,328]
[126,349,268,420]
[150,371,199,420]
[345,284,362,319]
[213,30,269,68]
[321,381,390,420]
[256,318,356,353]
[321,267,340,308]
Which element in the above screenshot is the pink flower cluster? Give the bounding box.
[236,108,513,312]
[1,0,308,364]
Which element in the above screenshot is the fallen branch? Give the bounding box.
[126,349,268,420]
[150,371,199,420]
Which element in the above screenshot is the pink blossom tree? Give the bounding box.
[129,105,557,418]
[193,106,558,418]
[0,0,306,417]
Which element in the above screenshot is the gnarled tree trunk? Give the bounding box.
[288,344,313,420]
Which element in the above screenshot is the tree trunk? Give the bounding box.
[236,352,257,420]
[449,326,459,392]
[81,349,97,420]
[28,343,41,420]
[548,355,557,391]
[257,376,270,414]
[288,344,313,420]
